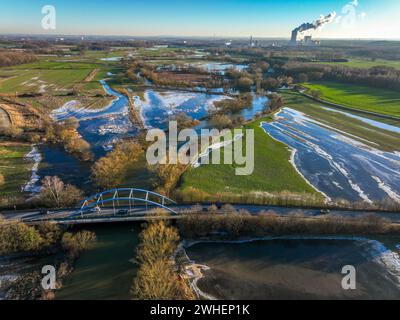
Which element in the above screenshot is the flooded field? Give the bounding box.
[262,108,400,203]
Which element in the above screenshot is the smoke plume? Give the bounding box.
[291,12,337,42]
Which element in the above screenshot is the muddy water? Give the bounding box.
[56,223,141,300]
[186,237,400,300]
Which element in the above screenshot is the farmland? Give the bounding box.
[281,92,400,152]
[302,81,400,118]
[313,58,400,70]
[178,116,323,204]
[0,143,32,197]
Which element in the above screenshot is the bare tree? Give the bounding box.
[39,176,83,208]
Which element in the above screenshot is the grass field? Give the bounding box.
[0,55,122,94]
[178,117,323,204]
[281,92,400,152]
[0,143,32,196]
[302,81,400,118]
[314,58,400,70]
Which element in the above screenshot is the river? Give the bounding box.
[56,223,140,300]
[30,77,267,193]
[186,236,400,300]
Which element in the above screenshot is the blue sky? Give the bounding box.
[0,0,399,39]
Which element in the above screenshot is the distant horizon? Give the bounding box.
[1,0,400,40]
[1,32,400,42]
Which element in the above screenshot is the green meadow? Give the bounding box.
[0,144,32,196]
[0,57,120,94]
[303,81,400,118]
[178,117,322,203]
[314,58,400,70]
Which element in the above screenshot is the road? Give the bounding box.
[2,204,400,225]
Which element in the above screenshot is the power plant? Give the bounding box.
[290,12,336,46]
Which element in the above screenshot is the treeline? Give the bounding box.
[283,62,400,91]
[0,218,94,256]
[178,206,400,239]
[175,188,400,212]
[131,217,195,300]
[0,217,96,299]
[126,60,223,89]
[0,51,37,67]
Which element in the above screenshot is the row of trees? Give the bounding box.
[131,217,195,300]
[284,62,400,91]
[0,51,37,67]
[178,206,398,239]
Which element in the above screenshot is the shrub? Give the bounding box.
[0,222,43,254]
[61,230,96,259]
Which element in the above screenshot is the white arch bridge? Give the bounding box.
[78,188,178,217]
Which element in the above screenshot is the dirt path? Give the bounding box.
[0,104,12,128]
[84,69,100,82]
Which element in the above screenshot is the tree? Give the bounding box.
[297,73,309,83]
[237,76,254,91]
[310,89,322,99]
[38,176,83,208]
[268,94,284,111]
[262,77,280,91]
[170,112,200,130]
[210,114,232,130]
[91,141,144,188]
[61,231,96,259]
[131,220,195,300]
[0,222,43,254]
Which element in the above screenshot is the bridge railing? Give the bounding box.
[78,188,177,216]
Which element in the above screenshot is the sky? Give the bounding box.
[0,0,399,39]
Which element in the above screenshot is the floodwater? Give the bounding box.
[186,237,400,300]
[56,223,141,300]
[261,108,400,203]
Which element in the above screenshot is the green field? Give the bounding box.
[178,117,323,204]
[314,58,400,70]
[0,144,32,196]
[0,57,120,94]
[303,81,400,118]
[281,92,400,152]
